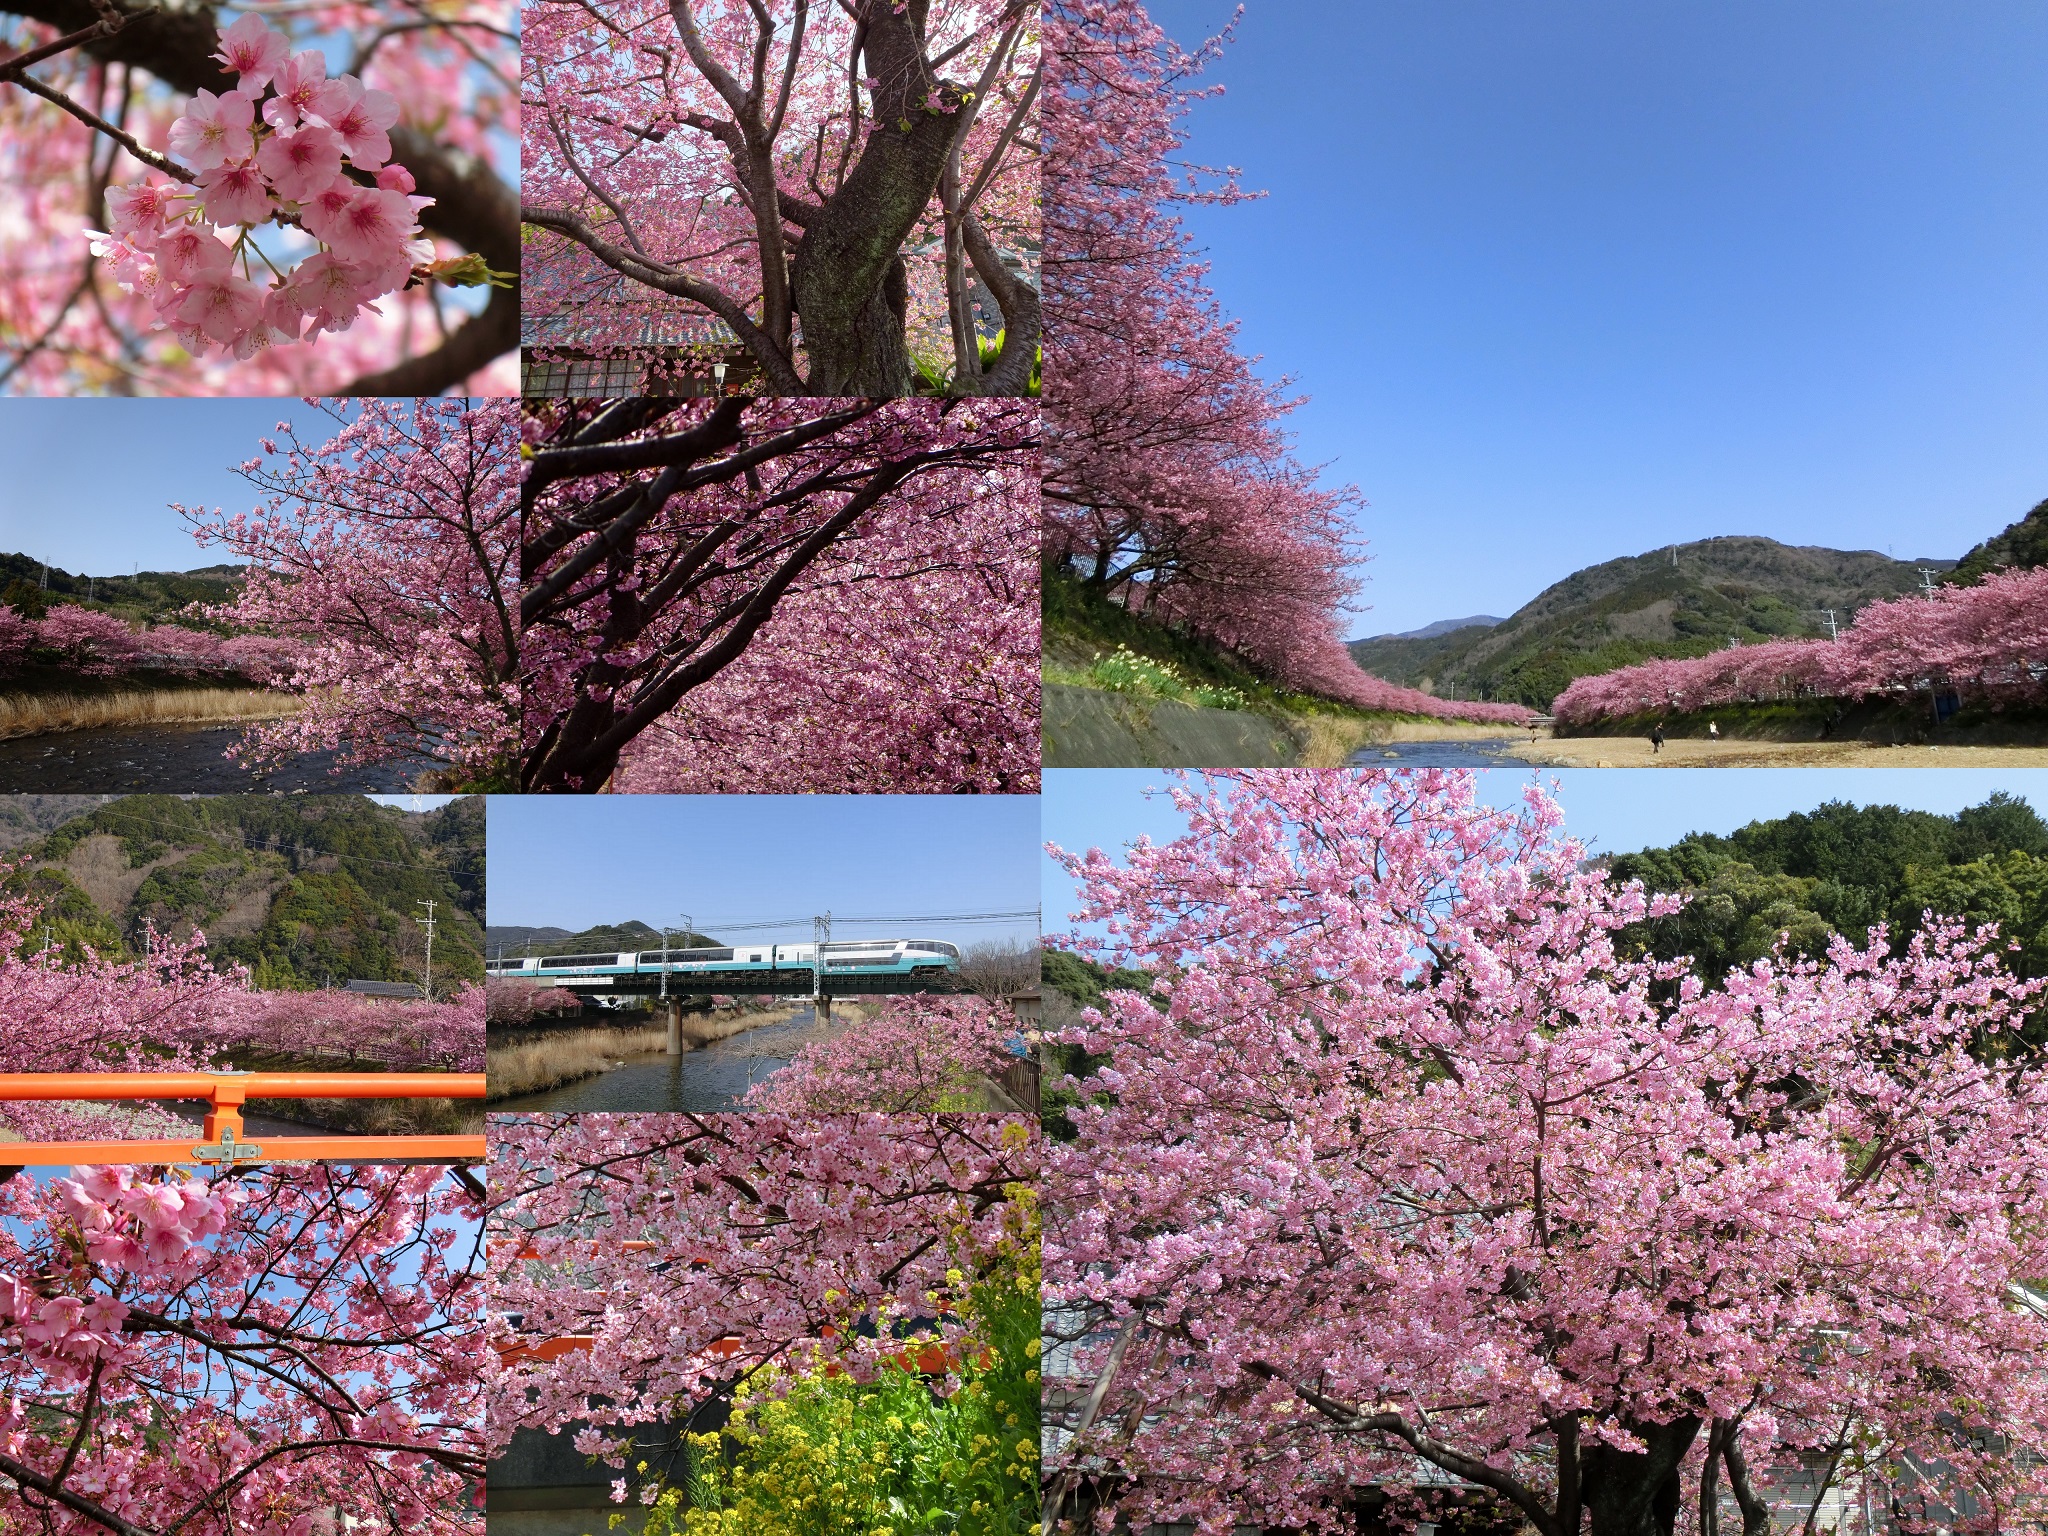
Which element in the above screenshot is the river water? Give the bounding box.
[1348,738,1526,768]
[0,722,427,792]
[492,1009,836,1112]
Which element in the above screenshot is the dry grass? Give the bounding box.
[678,1003,809,1048]
[1297,716,1382,767]
[486,1024,670,1100]
[246,1097,484,1135]
[0,688,297,741]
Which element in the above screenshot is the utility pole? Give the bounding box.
[414,899,437,1001]
[1916,568,1938,596]
[1819,608,1839,642]
[39,925,53,957]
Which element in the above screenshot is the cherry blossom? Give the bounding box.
[522,0,1040,396]
[1551,565,2048,724]
[1044,3,1528,724]
[523,398,1039,793]
[744,995,1028,1112]
[1042,770,2048,1536]
[179,399,521,788]
[0,0,516,394]
[485,1113,1039,1480]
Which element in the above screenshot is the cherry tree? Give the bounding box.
[522,0,1040,396]
[1551,565,2048,725]
[520,397,1039,793]
[177,397,521,789]
[1042,4,1524,721]
[743,994,1025,1112]
[0,0,517,395]
[0,604,303,683]
[218,984,486,1072]
[0,1161,486,1536]
[484,1113,1039,1482]
[1043,769,2048,1536]
[482,978,580,1027]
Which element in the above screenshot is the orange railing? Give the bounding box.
[0,1072,487,1166]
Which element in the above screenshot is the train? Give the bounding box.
[484,938,963,982]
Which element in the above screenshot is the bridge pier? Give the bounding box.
[816,994,831,1026]
[665,998,682,1057]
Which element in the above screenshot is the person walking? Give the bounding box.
[1651,723,1666,756]
[1708,720,1720,741]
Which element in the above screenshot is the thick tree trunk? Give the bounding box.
[1580,1418,1702,1536]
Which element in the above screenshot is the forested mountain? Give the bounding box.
[1606,793,2048,1045]
[483,920,716,958]
[0,795,108,850]
[10,794,485,990]
[0,554,248,626]
[1348,536,1950,710]
[1948,496,2048,585]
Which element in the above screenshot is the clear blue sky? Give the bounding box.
[1043,768,2048,934]
[488,795,1043,951]
[1147,0,2048,637]
[0,400,345,575]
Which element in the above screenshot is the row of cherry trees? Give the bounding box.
[1041,3,1526,725]
[1551,564,2048,724]
[0,603,299,681]
[1040,771,2048,1536]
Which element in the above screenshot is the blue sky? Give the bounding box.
[0,400,347,575]
[487,795,1043,952]
[1146,0,2048,637]
[1043,768,2048,932]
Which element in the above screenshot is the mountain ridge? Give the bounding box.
[1349,534,1957,710]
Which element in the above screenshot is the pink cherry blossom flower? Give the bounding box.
[123,1181,187,1230]
[104,181,183,248]
[263,49,329,129]
[23,1296,84,1347]
[152,225,234,284]
[308,77,400,167]
[197,158,271,227]
[376,163,416,194]
[167,87,255,171]
[256,124,345,203]
[286,250,377,335]
[321,186,421,265]
[176,269,266,344]
[212,13,290,89]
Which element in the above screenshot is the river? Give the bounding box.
[0,722,429,791]
[491,1008,838,1112]
[1349,738,1526,768]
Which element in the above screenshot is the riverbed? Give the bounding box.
[491,1008,837,1112]
[0,722,428,791]
[1348,738,1524,768]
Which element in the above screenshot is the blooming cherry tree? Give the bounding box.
[522,0,1040,395]
[485,1113,1039,1487]
[1043,4,1528,723]
[1043,770,2048,1536]
[0,1162,486,1536]
[744,994,1025,1112]
[521,397,1039,793]
[178,398,521,789]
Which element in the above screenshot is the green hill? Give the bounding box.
[0,553,249,628]
[1348,536,1952,711]
[1605,793,2048,1049]
[1948,497,2048,585]
[483,920,717,959]
[11,794,485,991]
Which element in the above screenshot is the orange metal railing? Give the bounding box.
[0,1072,487,1167]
